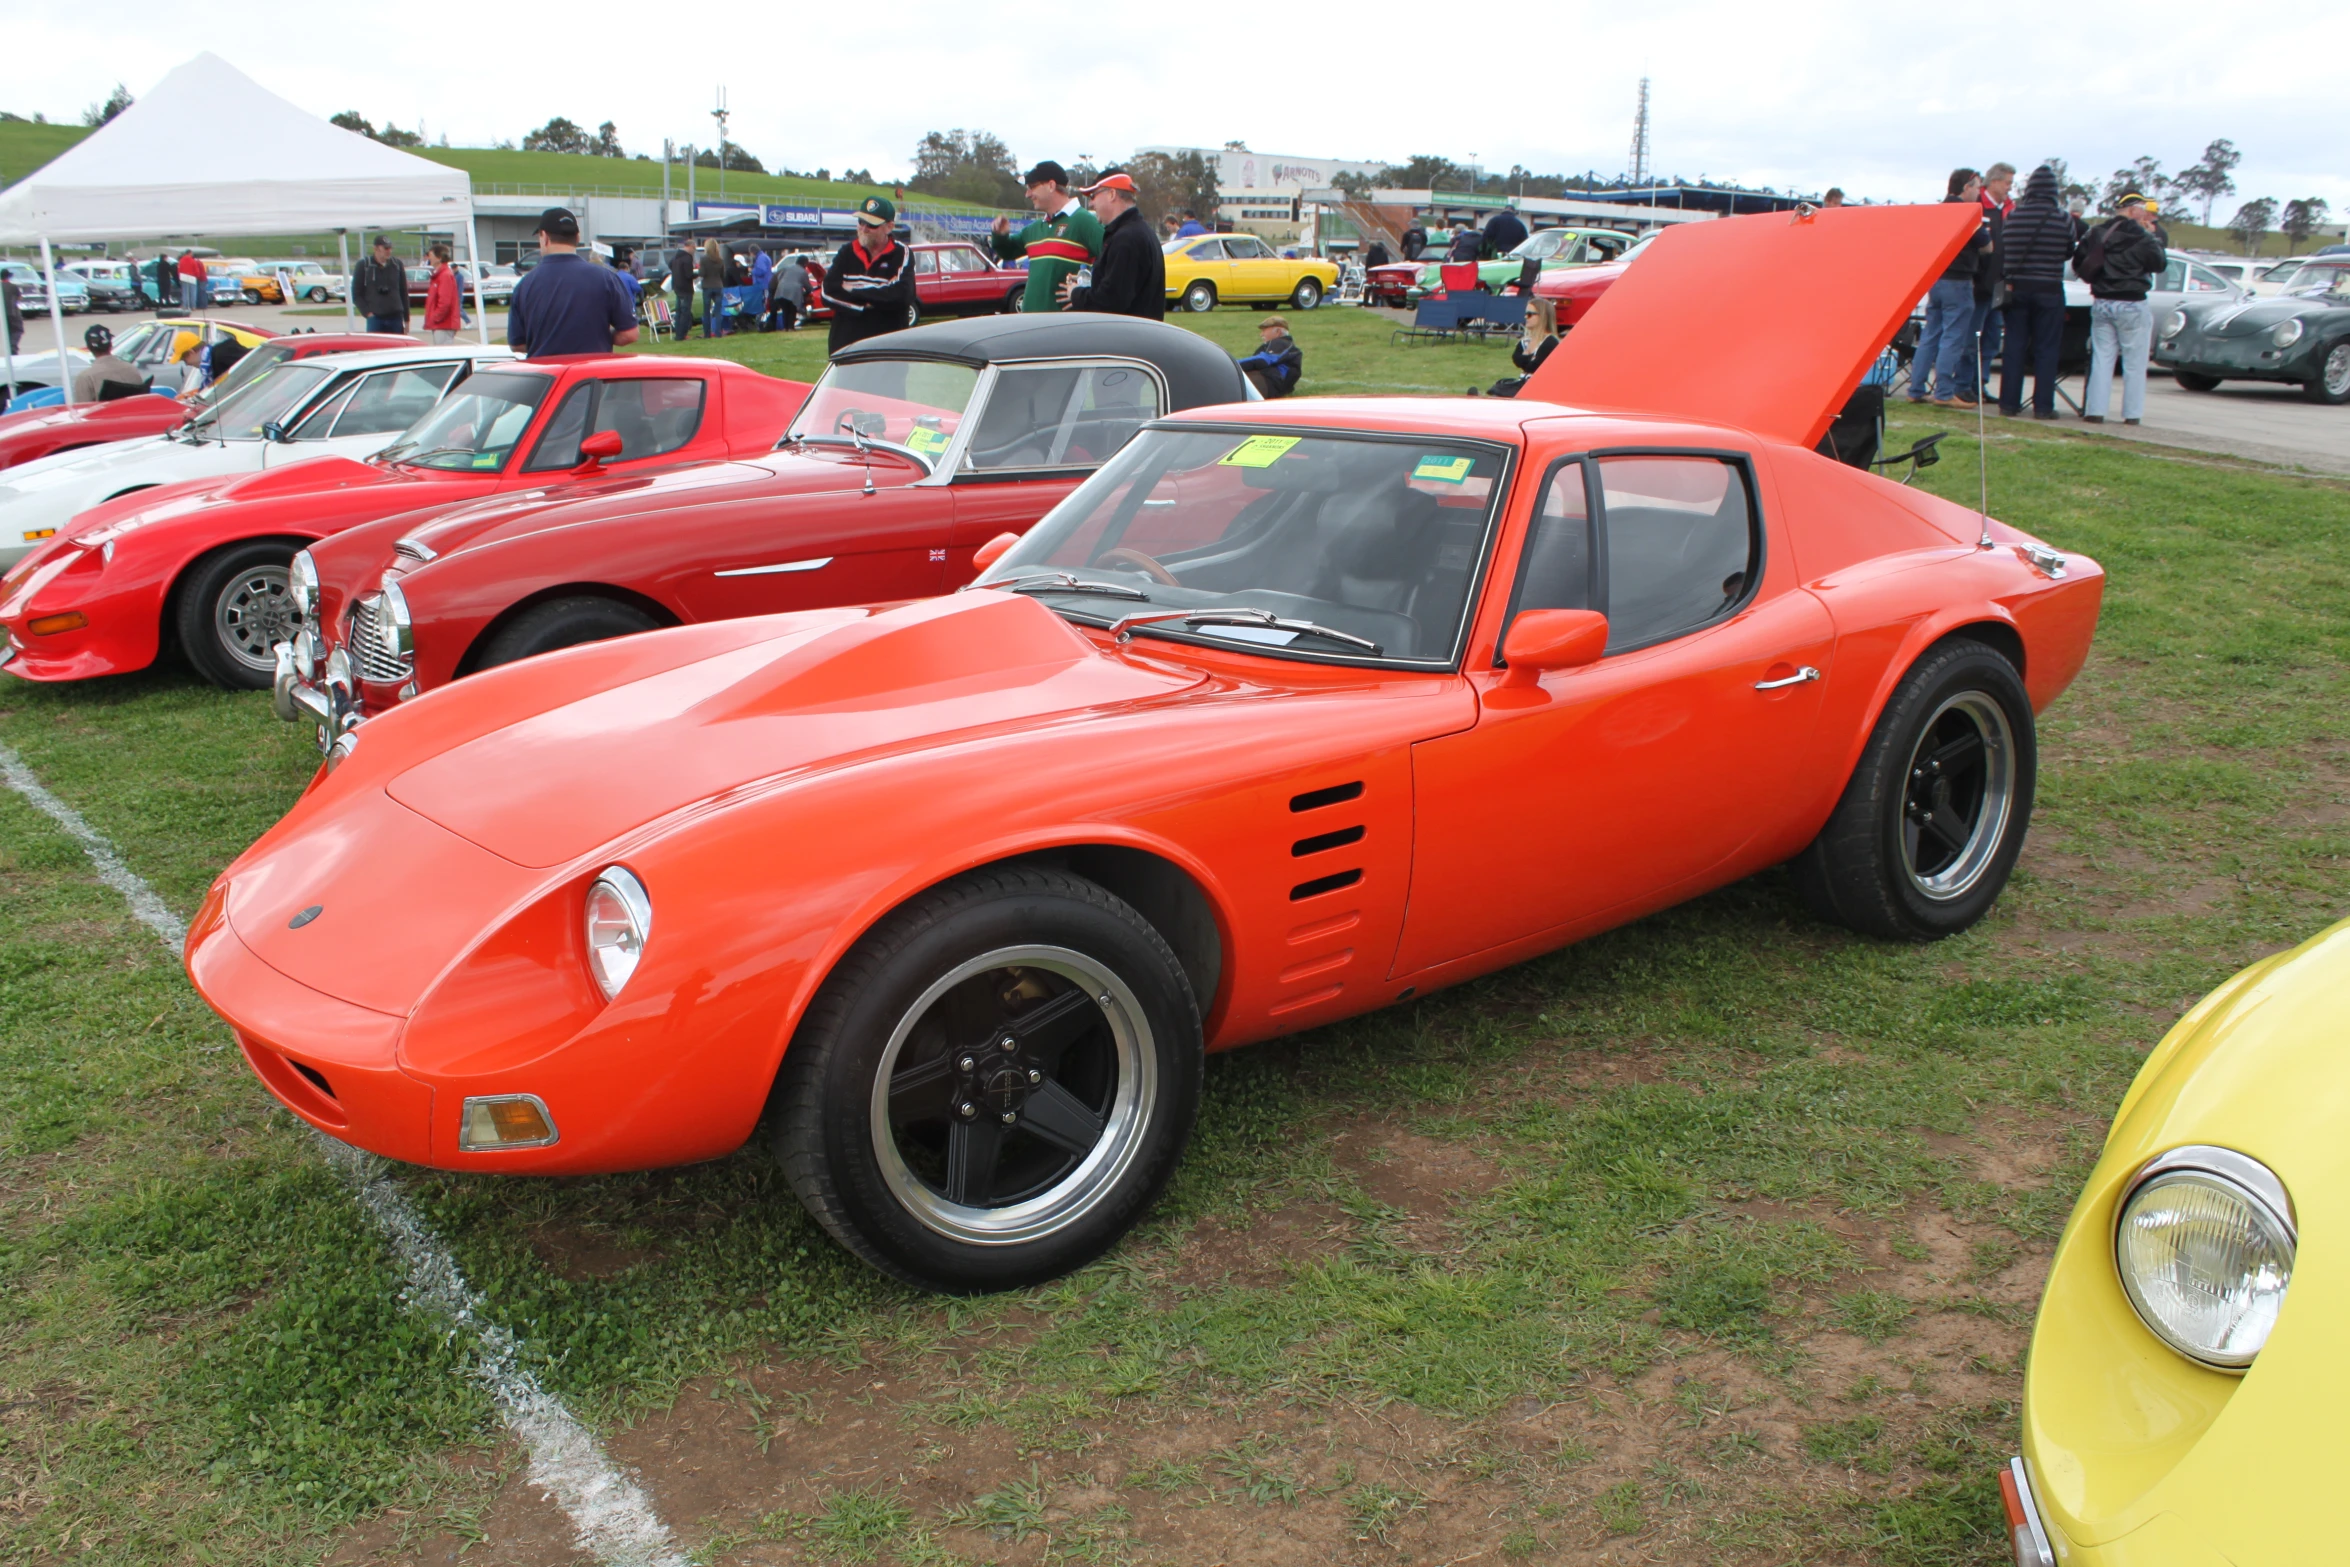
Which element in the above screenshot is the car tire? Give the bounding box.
[2303,341,2350,405]
[1793,637,2036,942]
[2173,371,2223,392]
[772,865,1203,1293]
[476,595,662,670]
[1291,277,1323,310]
[242,289,263,305]
[175,540,304,690]
[1001,288,1023,314]
[306,287,329,303]
[1181,280,1217,313]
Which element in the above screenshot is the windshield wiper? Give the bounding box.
[1110,607,1383,656]
[990,571,1150,601]
[391,446,482,468]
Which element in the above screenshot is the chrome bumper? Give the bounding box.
[272,632,361,761]
[1999,1457,2056,1567]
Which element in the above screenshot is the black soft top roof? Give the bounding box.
[831,315,1244,411]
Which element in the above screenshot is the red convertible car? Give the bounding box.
[274,315,1245,745]
[0,331,414,472]
[191,205,2103,1294]
[1,356,807,689]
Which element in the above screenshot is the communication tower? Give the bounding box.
[710,87,731,200]
[1630,77,1651,190]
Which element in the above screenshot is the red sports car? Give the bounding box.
[191,206,2105,1294]
[274,315,1245,747]
[0,331,413,472]
[0,356,807,689]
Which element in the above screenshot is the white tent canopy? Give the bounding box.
[0,53,472,242]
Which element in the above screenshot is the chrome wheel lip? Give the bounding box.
[2324,342,2350,397]
[216,566,300,672]
[1902,691,2015,901]
[869,943,1155,1247]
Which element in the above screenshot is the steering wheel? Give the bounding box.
[1095,547,1181,587]
[834,408,887,438]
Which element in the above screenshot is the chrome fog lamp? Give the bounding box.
[458,1093,559,1151]
[376,577,413,667]
[2116,1146,2294,1370]
[2159,308,2187,340]
[289,548,320,623]
[2270,318,2305,348]
[584,867,652,1001]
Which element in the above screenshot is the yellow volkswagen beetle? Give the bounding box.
[1162,232,1339,313]
[2007,917,2347,1565]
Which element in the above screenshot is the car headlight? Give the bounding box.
[2271,318,2305,348]
[583,867,652,1001]
[2115,1146,2294,1369]
[376,576,412,666]
[290,548,319,622]
[2160,308,2188,340]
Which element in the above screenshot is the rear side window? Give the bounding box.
[524,377,707,470]
[963,363,1162,472]
[1507,460,1596,623]
[1185,238,1227,261]
[1594,456,1756,651]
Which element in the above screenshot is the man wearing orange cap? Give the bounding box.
[1058,169,1165,320]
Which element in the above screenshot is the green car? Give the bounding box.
[1367,226,1636,305]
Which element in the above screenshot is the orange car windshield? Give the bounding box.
[975,426,1509,667]
[784,358,978,464]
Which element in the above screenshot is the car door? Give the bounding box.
[518,374,711,475]
[273,362,465,467]
[670,476,951,622]
[946,359,1167,578]
[1220,234,1287,301]
[1395,450,1835,975]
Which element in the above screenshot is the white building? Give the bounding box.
[1136,147,1384,193]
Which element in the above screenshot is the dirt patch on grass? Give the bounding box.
[527,1223,662,1282]
[1169,1200,1349,1289]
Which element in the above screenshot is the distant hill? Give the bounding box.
[0,123,999,216]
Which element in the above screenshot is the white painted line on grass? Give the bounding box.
[1,741,689,1567]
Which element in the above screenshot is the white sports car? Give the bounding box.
[0,344,513,571]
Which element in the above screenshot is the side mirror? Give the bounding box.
[261,420,290,443]
[574,429,624,469]
[971,531,1020,572]
[1498,609,1608,688]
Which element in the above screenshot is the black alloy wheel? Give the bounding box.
[2173,371,2222,392]
[773,866,1202,1292]
[1794,637,2036,940]
[476,594,662,671]
[175,539,303,690]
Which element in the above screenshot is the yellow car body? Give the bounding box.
[2013,917,2349,1565]
[1162,233,1340,312]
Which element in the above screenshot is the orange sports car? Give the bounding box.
[187,206,2104,1292]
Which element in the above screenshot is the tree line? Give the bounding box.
[908,131,1219,222]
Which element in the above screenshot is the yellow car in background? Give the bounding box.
[1162,232,1339,313]
[235,262,347,304]
[2009,917,2346,1566]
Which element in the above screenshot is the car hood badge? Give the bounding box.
[289,904,323,929]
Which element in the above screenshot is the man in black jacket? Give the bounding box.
[1483,207,1528,258]
[351,237,409,334]
[2081,194,2167,424]
[1997,166,2079,420]
[1060,172,1165,319]
[668,246,696,339]
[822,196,917,352]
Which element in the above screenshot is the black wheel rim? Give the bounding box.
[1900,692,2015,900]
[870,945,1154,1244]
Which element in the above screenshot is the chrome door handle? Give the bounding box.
[1754,666,1822,691]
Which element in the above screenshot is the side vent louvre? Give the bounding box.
[1292,824,1366,857]
[289,1059,338,1102]
[1291,869,1364,901]
[1290,780,1364,813]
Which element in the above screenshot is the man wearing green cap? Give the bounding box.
[821,196,918,352]
[989,161,1104,312]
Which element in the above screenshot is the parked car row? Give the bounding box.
[8,211,2335,1565]
[1365,225,1638,308]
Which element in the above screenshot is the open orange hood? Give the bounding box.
[1521,204,1981,448]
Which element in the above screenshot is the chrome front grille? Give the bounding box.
[345,594,410,683]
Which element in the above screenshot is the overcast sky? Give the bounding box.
[7,1,2343,223]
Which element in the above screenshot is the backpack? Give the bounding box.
[2072,221,2113,285]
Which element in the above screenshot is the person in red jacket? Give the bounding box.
[423,243,462,343]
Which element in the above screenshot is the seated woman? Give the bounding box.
[1484,297,1561,398]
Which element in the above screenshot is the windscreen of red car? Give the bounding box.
[377,370,554,471]
[975,427,1509,667]
[784,358,979,463]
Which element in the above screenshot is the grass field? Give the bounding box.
[2,313,2346,1566]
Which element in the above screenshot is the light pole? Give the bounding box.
[710,87,730,206]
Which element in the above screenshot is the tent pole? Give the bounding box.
[338,230,354,331]
[40,236,72,406]
[463,212,490,347]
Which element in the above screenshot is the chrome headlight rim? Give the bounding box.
[583,866,652,1002]
[289,548,320,623]
[2114,1144,2295,1372]
[376,575,413,666]
[2272,317,2305,348]
[2160,308,2188,340]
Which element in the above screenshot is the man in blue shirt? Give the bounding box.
[507,208,639,357]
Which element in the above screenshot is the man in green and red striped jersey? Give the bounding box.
[988,160,1105,313]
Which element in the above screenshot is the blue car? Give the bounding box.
[1,261,91,314]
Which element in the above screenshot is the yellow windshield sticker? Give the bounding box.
[1219,434,1302,468]
[906,426,950,456]
[1412,454,1474,484]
